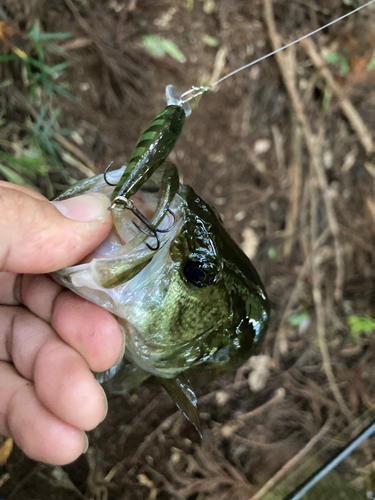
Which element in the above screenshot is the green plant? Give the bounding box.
[288,311,310,327]
[347,315,375,337]
[141,34,186,63]
[0,22,83,196]
[0,21,78,103]
[0,104,76,196]
[326,51,349,75]
[367,51,375,71]
[26,106,72,163]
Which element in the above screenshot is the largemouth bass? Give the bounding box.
[53,88,270,431]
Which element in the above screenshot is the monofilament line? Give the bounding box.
[179,0,375,104]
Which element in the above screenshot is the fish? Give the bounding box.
[52,86,270,432]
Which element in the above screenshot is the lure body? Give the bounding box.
[53,90,270,429]
[111,105,185,204]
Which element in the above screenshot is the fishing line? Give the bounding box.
[179,0,375,104]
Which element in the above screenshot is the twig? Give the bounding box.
[300,37,375,156]
[104,411,180,483]
[64,0,95,39]
[56,135,96,177]
[310,179,353,423]
[263,0,345,301]
[273,227,330,369]
[283,107,303,258]
[248,417,332,500]
[215,388,285,437]
[209,45,228,88]
[8,464,42,499]
[131,412,179,463]
[118,396,161,446]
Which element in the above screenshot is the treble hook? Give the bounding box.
[157,209,176,233]
[132,221,160,251]
[103,162,117,186]
[110,195,175,251]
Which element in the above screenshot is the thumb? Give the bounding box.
[0,183,113,273]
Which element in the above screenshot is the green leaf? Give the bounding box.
[141,35,186,63]
[288,311,310,327]
[46,41,69,57]
[49,62,70,77]
[142,34,166,58]
[35,32,71,41]
[29,21,70,42]
[27,58,68,78]
[0,147,49,179]
[268,247,277,260]
[0,54,19,62]
[0,80,12,89]
[326,52,349,75]
[43,108,60,135]
[202,34,220,47]
[348,315,375,336]
[51,82,81,103]
[161,38,186,62]
[34,105,49,132]
[367,51,375,71]
[0,163,39,190]
[29,21,41,41]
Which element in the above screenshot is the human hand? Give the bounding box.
[0,182,124,465]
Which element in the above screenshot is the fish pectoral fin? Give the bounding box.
[156,373,202,437]
[96,361,151,393]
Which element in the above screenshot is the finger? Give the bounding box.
[34,340,107,431]
[21,275,124,371]
[0,272,20,305]
[0,272,61,314]
[0,184,112,273]
[0,274,124,372]
[0,180,47,200]
[51,291,124,372]
[21,274,62,323]
[0,362,87,465]
[0,307,107,430]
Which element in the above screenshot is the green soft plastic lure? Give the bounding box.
[53,86,270,433]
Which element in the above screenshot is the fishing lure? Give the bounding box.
[53,0,375,432]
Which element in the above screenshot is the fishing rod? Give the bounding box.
[284,420,375,500]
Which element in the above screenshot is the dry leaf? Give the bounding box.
[241,227,259,260]
[0,438,13,466]
[365,197,375,225]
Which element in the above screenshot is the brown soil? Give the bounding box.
[1,0,375,499]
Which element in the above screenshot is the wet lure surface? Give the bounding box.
[53,86,270,431]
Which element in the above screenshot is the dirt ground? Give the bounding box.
[1,0,375,499]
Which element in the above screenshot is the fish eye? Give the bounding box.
[183,259,215,288]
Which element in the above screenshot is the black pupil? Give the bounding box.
[183,260,214,288]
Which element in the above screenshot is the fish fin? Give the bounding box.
[94,364,122,384]
[156,373,202,437]
[107,362,151,393]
